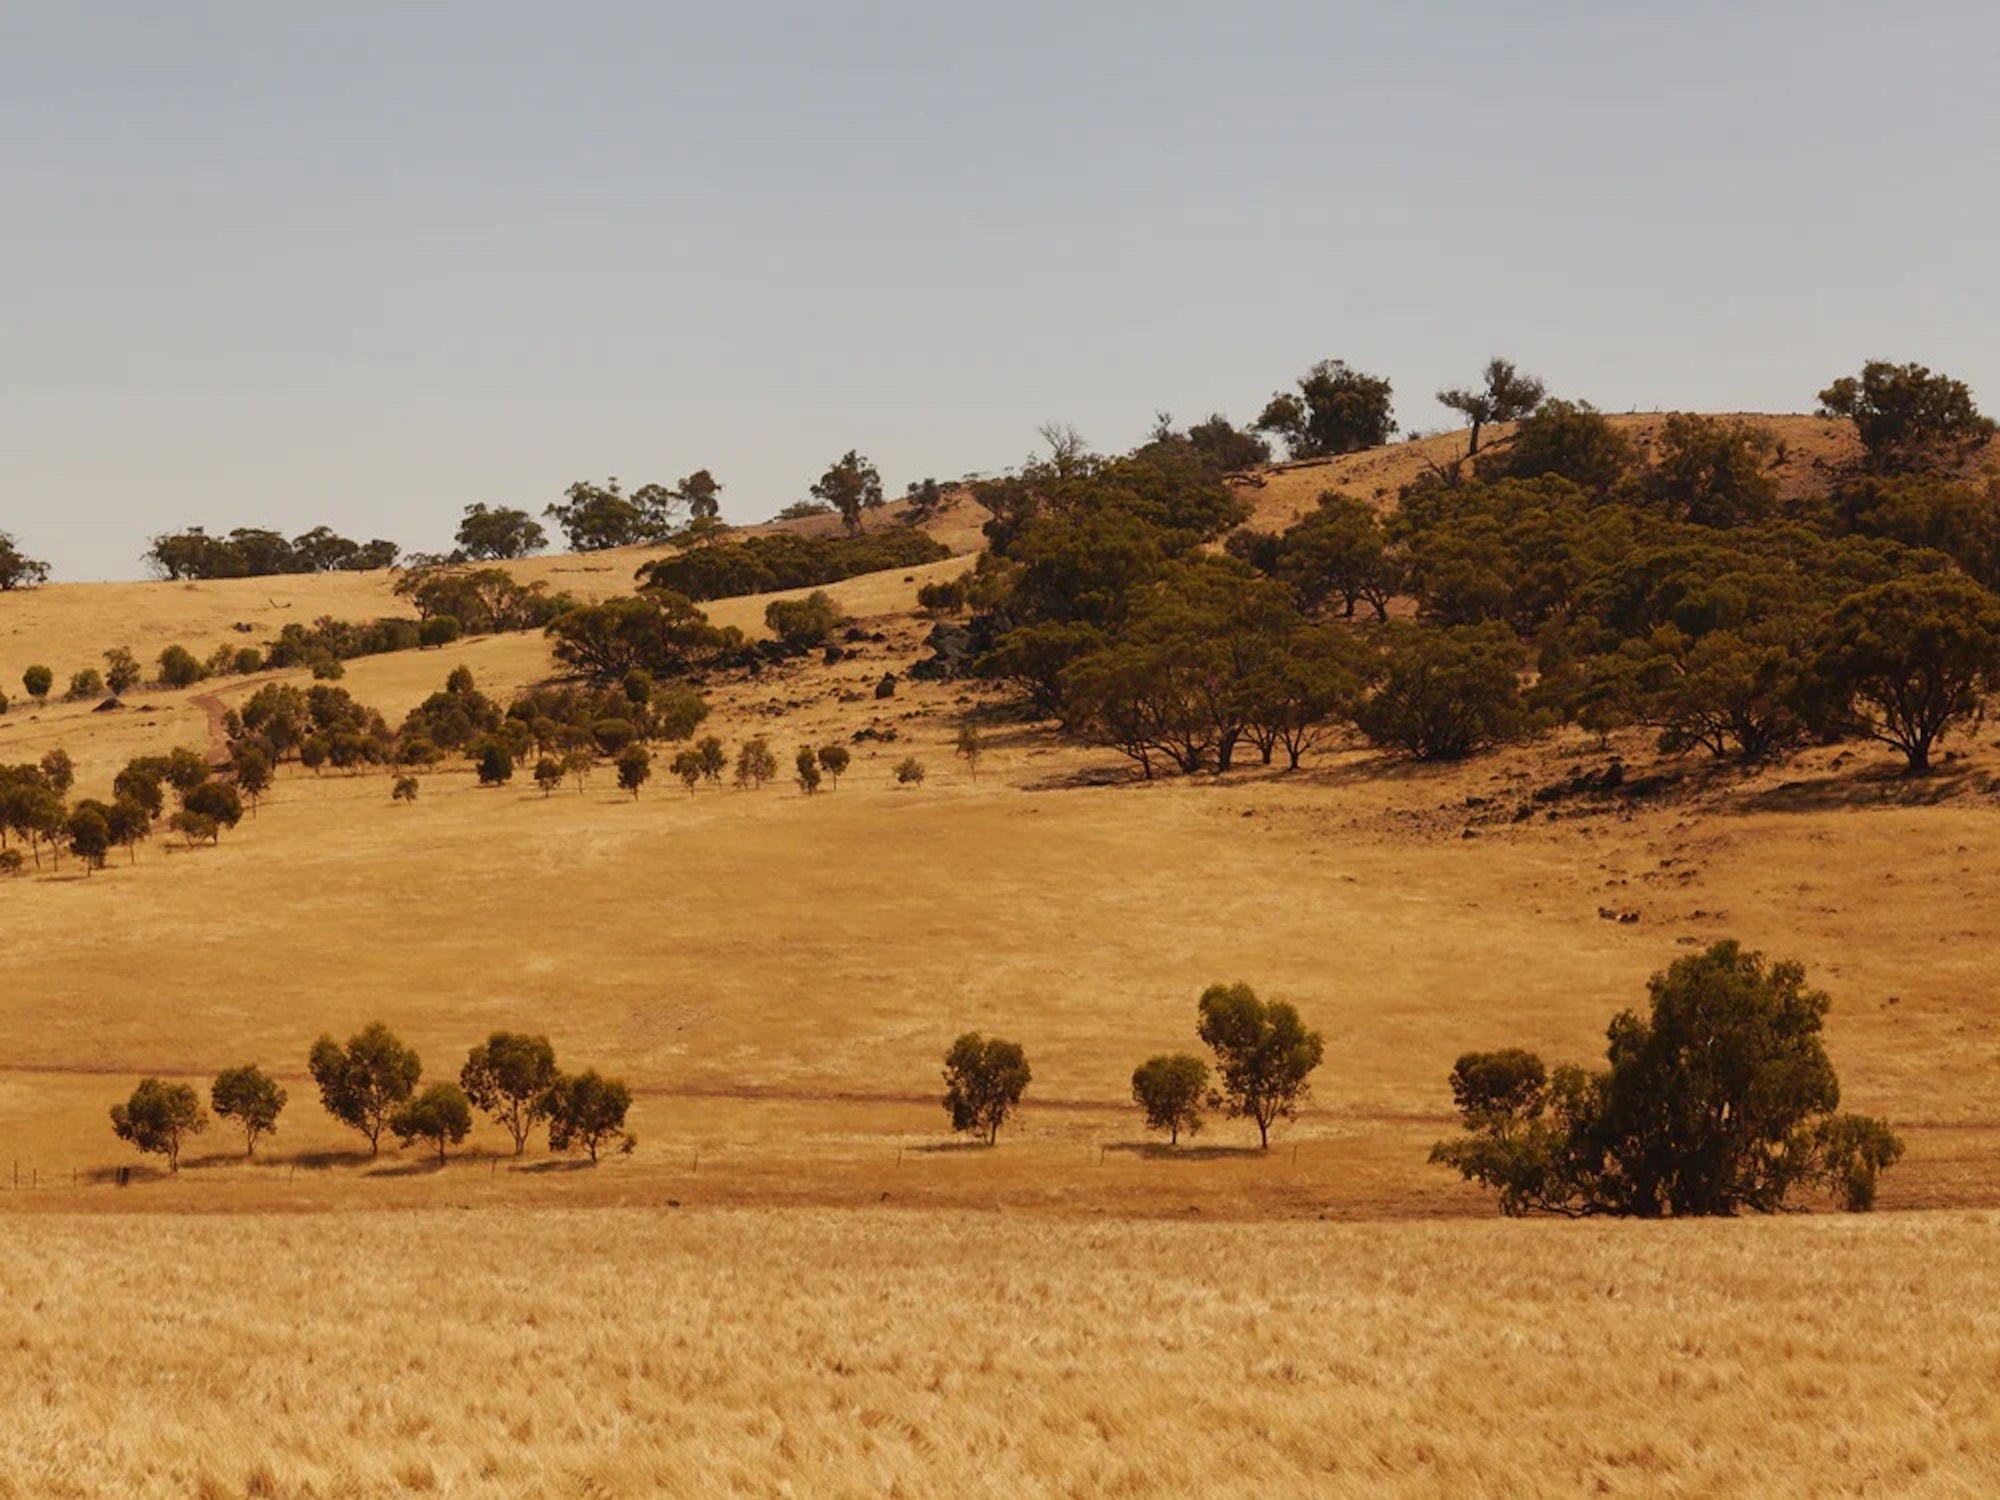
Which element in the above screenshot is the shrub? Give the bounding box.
[894,756,926,785]
[1131,1054,1210,1145]
[615,743,652,797]
[22,664,52,701]
[419,615,464,648]
[66,806,111,871]
[954,725,983,778]
[533,757,564,797]
[169,810,220,846]
[794,745,822,795]
[637,529,951,602]
[942,1033,1031,1145]
[650,684,711,742]
[670,748,703,794]
[158,645,205,688]
[308,1023,422,1156]
[816,744,850,786]
[1196,983,1324,1149]
[103,647,142,695]
[392,775,420,803]
[110,1079,209,1173]
[1355,624,1530,761]
[764,590,846,649]
[66,668,104,701]
[210,1065,288,1157]
[476,743,515,786]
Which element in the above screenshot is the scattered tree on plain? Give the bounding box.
[308,1023,422,1156]
[460,1033,559,1155]
[1436,357,1545,456]
[544,1069,634,1161]
[1819,360,1995,473]
[1196,983,1324,1149]
[110,1078,208,1174]
[1255,359,1396,458]
[942,1033,1031,1145]
[734,737,777,789]
[390,1082,474,1163]
[211,1064,288,1156]
[615,743,652,797]
[815,744,850,786]
[894,757,926,786]
[22,665,52,702]
[810,450,885,535]
[1131,1054,1210,1145]
[794,745,822,794]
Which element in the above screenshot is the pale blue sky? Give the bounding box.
[4,2,1995,580]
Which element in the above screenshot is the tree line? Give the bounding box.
[109,1025,632,1172]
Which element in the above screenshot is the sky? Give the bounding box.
[3,2,1996,581]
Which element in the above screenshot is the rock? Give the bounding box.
[874,673,897,700]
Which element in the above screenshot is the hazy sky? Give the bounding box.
[4,2,1995,581]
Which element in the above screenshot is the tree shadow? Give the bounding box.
[365,1158,448,1178]
[906,1139,994,1155]
[1724,764,1992,816]
[1102,1141,1271,1161]
[283,1148,378,1170]
[512,1158,597,1174]
[82,1162,168,1185]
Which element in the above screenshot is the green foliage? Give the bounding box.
[636,528,950,602]
[1195,983,1324,1149]
[1641,414,1780,527]
[419,615,463,648]
[476,743,516,786]
[1818,360,1994,473]
[231,746,273,808]
[533,757,564,797]
[544,1069,633,1161]
[1354,624,1529,761]
[794,745,822,794]
[1475,399,1636,496]
[158,644,206,688]
[1815,573,2000,770]
[1436,357,1546,455]
[815,744,850,785]
[390,1082,474,1163]
[308,1023,422,1155]
[66,668,104,701]
[66,805,111,871]
[668,748,702,794]
[455,503,547,560]
[545,592,738,684]
[110,1078,208,1173]
[1254,359,1395,458]
[394,566,566,635]
[1131,1054,1210,1145]
[615,743,652,797]
[894,756,926,785]
[544,478,654,552]
[169,810,220,847]
[1264,492,1401,620]
[954,725,983,778]
[0,530,50,590]
[764,590,847,648]
[391,774,420,803]
[184,780,244,832]
[103,647,142,695]
[143,525,398,580]
[22,664,53,701]
[460,1033,559,1155]
[942,1033,1031,1145]
[211,1064,287,1156]
[810,449,885,534]
[734,737,777,789]
[1431,941,1904,1216]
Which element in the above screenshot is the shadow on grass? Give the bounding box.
[512,1158,598,1174]
[906,1139,996,1155]
[1102,1142,1271,1161]
[284,1148,378,1171]
[365,1159,449,1178]
[1725,764,1993,816]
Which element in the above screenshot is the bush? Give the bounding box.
[476,743,515,786]
[1430,940,1905,1216]
[794,745,822,794]
[637,529,951,601]
[1355,624,1530,761]
[816,744,850,786]
[158,645,205,688]
[66,668,105,701]
[734,737,777,789]
[110,1078,209,1174]
[22,664,52,701]
[103,647,142,695]
[533,757,564,797]
[615,743,652,797]
[894,756,926,786]
[1131,1054,1210,1145]
[419,615,464,648]
[942,1033,1031,1145]
[764,590,846,648]
[392,775,420,803]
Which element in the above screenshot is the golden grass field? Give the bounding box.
[5,435,2000,1495]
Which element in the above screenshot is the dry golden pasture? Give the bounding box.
[2,1207,1997,1498]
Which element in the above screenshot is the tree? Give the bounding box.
[308,1023,422,1155]
[0,531,49,590]
[545,592,734,685]
[104,796,152,863]
[696,736,727,783]
[460,1033,559,1155]
[158,644,205,689]
[455,503,547,560]
[1355,624,1530,761]
[1815,574,2000,771]
[66,805,110,872]
[816,744,850,786]
[794,745,822,794]
[545,478,649,552]
[533,757,564,797]
[894,756,926,785]
[615,743,651,797]
[1642,414,1780,528]
[941,1033,1031,1145]
[103,647,142,695]
[954,725,983,779]
[232,746,273,812]
[390,1082,473,1163]
[734,737,777,789]
[169,811,220,847]
[183,780,244,833]
[1254,359,1396,459]
[1476,399,1635,496]
[66,668,104,701]
[765,590,846,648]
[389,775,418,804]
[1819,360,1995,473]
[477,743,515,786]
[675,469,724,520]
[1436,357,1546,456]
[669,748,703,795]
[649,684,711,743]
[22,665,52,702]
[810,450,884,535]
[211,1064,287,1156]
[1272,492,1401,620]
[1196,983,1324,1149]
[1431,941,1905,1216]
[110,1078,208,1173]
[40,748,74,797]
[1131,1054,1209,1145]
[544,1069,633,1161]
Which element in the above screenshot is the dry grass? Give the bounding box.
[2,1206,1996,1498]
